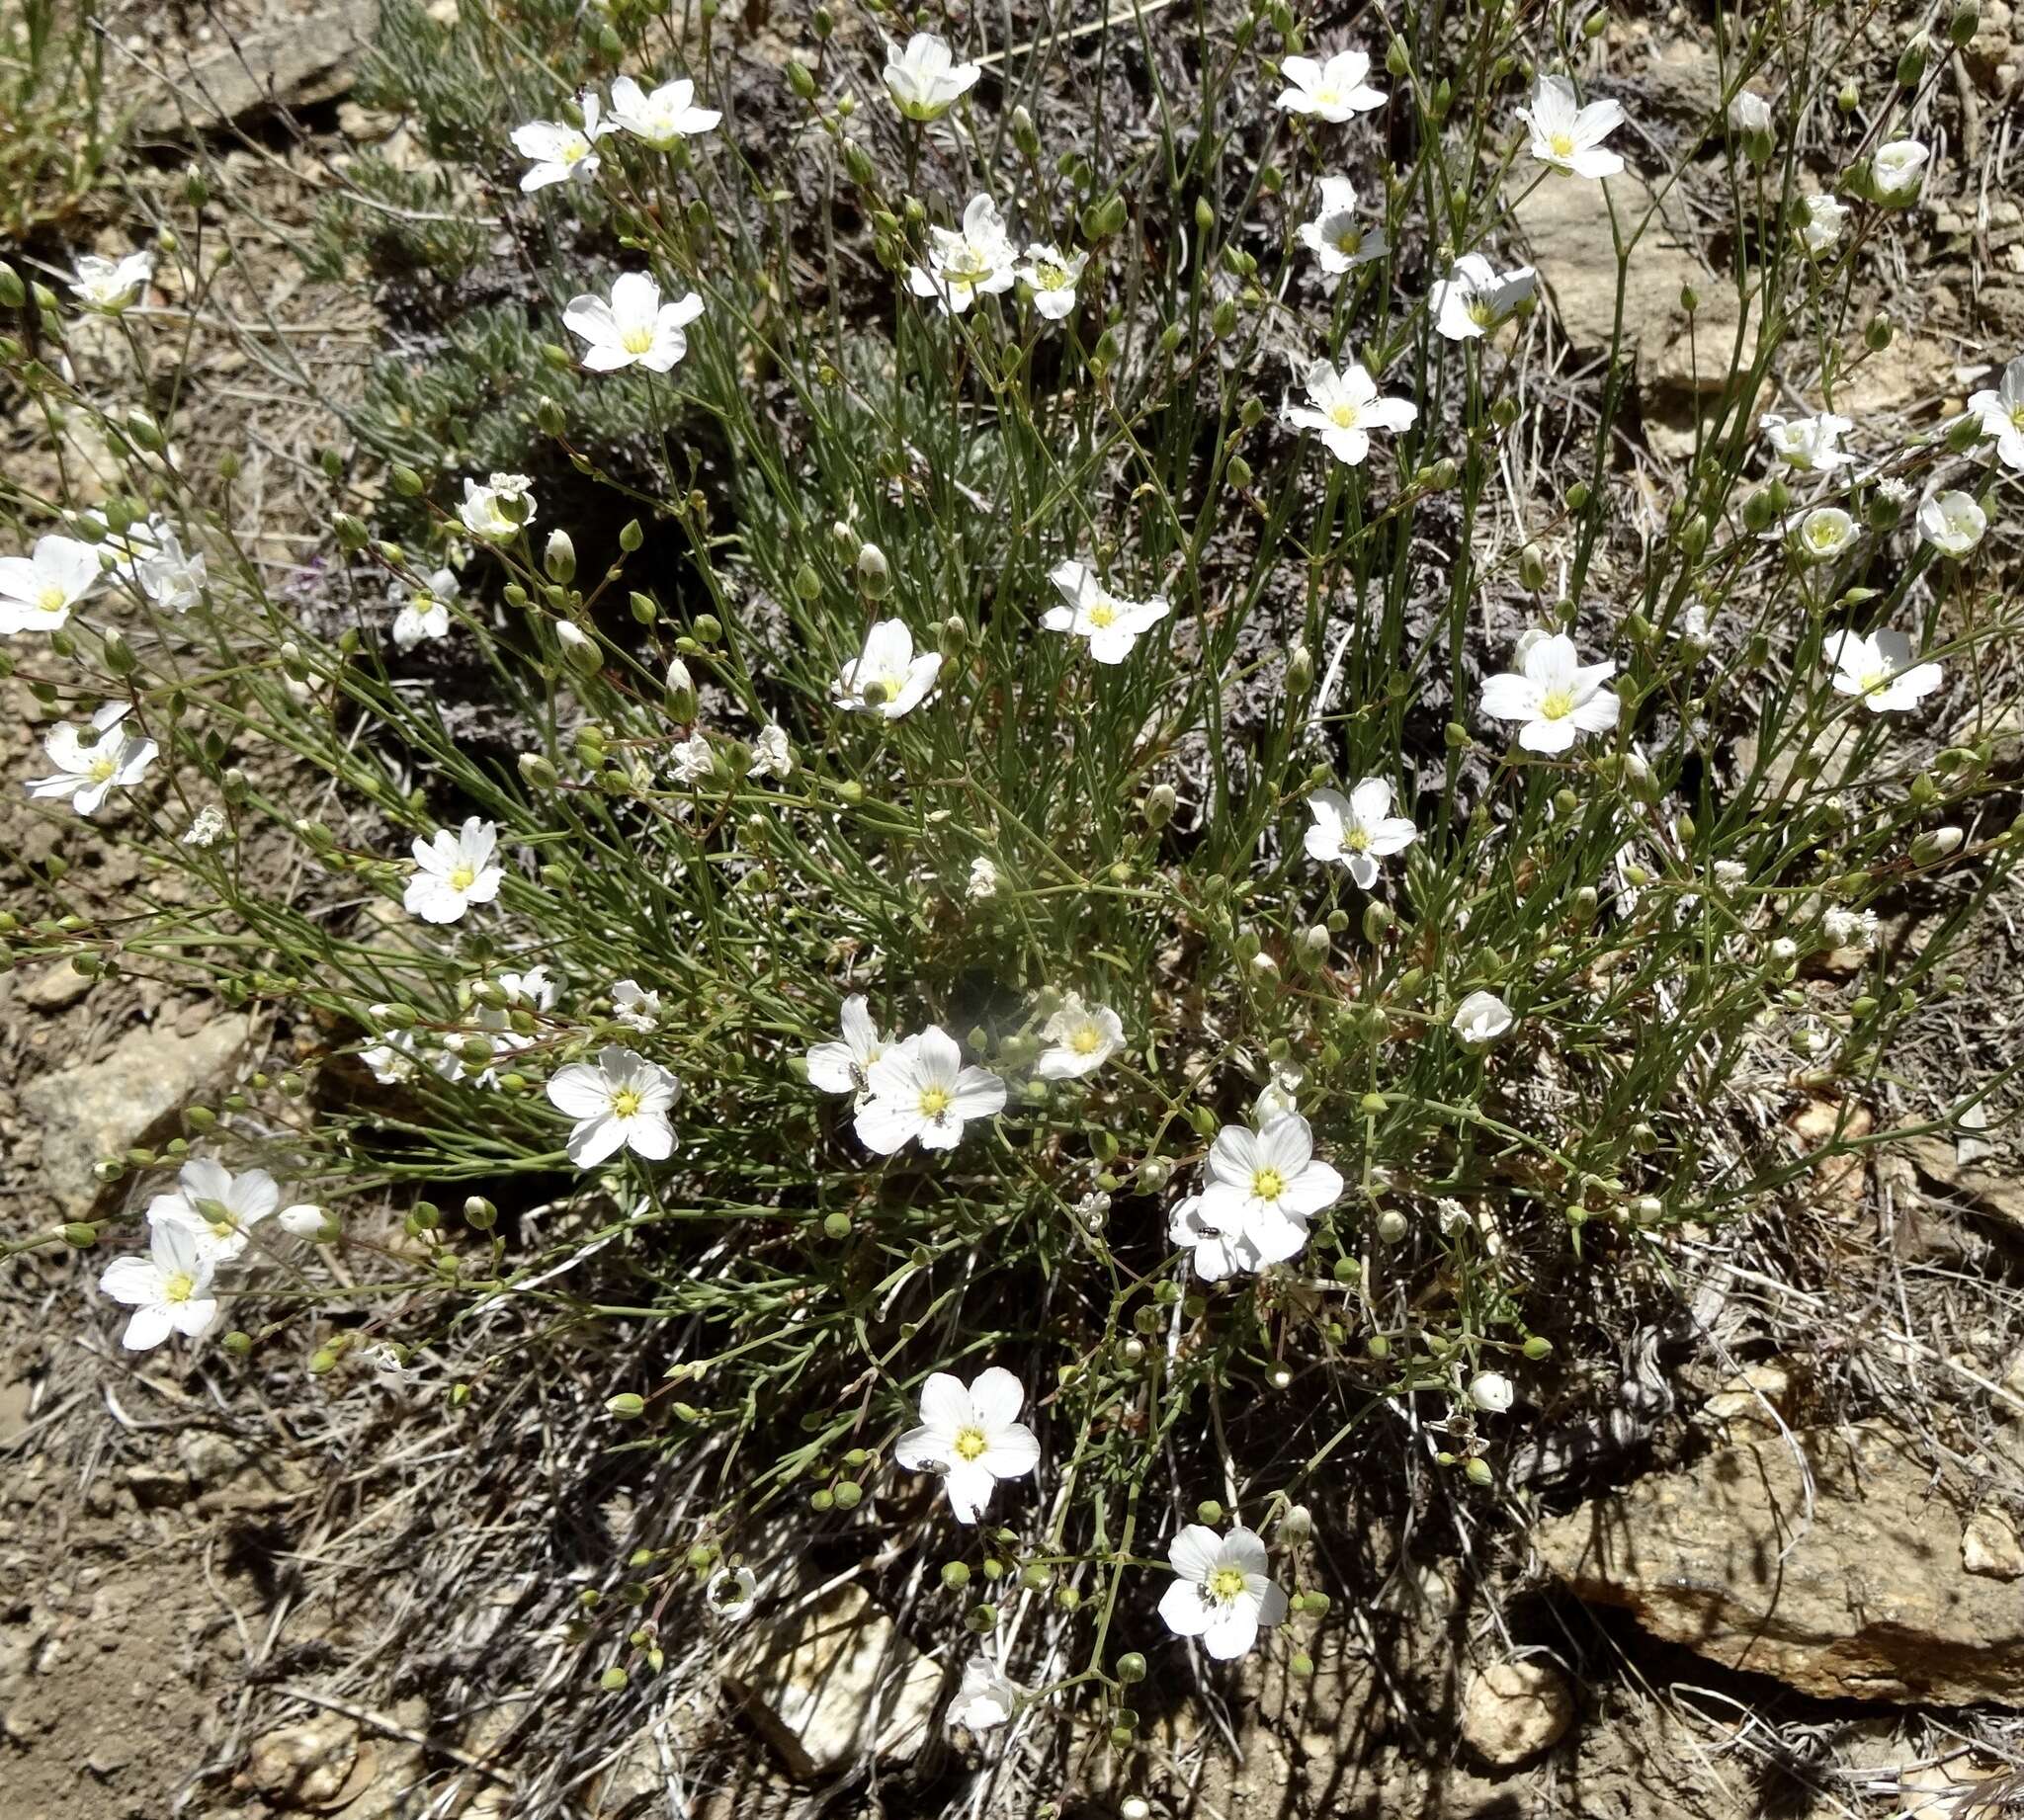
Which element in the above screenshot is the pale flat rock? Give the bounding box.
[1962,1510,2024,1581]
[140,0,377,133]
[1460,1659,1575,1765]
[1509,170,1700,358]
[728,1584,942,1779]
[1537,1424,2024,1705]
[19,960,94,1011]
[19,1015,253,1216]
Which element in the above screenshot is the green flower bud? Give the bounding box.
[544,530,576,584]
[0,265,25,308]
[607,1393,646,1419]
[1116,1651,1147,1683]
[1949,0,1980,44]
[1518,543,1548,591]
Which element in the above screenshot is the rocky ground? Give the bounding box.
[6,2,2024,1817]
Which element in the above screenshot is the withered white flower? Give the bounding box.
[70,250,154,312]
[459,473,536,543]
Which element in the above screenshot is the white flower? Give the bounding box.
[181,805,228,848]
[70,250,153,312]
[967,856,999,900]
[832,620,942,719]
[948,1656,1025,1732]
[26,703,157,817]
[546,1043,680,1166]
[1761,411,1853,473]
[1274,49,1386,122]
[907,195,1019,315]
[404,816,504,924]
[1871,138,1929,206]
[705,1566,758,1620]
[136,526,207,612]
[893,1366,1039,1523]
[1297,177,1387,275]
[1468,1370,1515,1413]
[1252,1061,1305,1125]
[459,472,536,543]
[1452,989,1514,1043]
[607,74,720,148]
[611,978,663,1033]
[145,1157,281,1265]
[1042,560,1170,664]
[1519,74,1626,179]
[1477,632,1620,754]
[671,732,715,784]
[1169,1193,1269,1281]
[1825,627,1943,713]
[511,91,613,192]
[1967,356,2024,469]
[564,272,704,373]
[1283,359,1417,467]
[1821,906,1879,952]
[1156,1526,1288,1660]
[1036,994,1124,1079]
[1791,506,1857,564]
[1729,90,1773,138]
[1017,242,1087,320]
[1713,859,1748,893]
[1799,193,1847,255]
[854,1027,1006,1154]
[393,567,458,650]
[883,33,979,121]
[1430,254,1537,341]
[99,1222,218,1352]
[750,722,795,779]
[805,994,894,1098]
[1919,490,1986,557]
[1304,782,1417,889]
[0,534,100,634]
[1195,1114,1342,1265]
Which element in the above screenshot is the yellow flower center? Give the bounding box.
[621,324,655,355]
[1328,402,1360,430]
[612,1088,642,1117]
[560,137,589,165]
[1087,601,1117,628]
[1036,261,1066,290]
[449,864,476,891]
[1208,1565,1248,1603]
[952,1424,988,1461]
[1252,1168,1286,1201]
[1469,296,1496,326]
[89,756,117,783]
[2010,405,2024,433]
[1343,824,1371,852]
[919,1085,952,1117]
[1549,130,1576,159]
[1333,225,1361,255]
[39,584,67,613]
[162,1271,195,1304]
[1070,1026,1103,1055]
[1314,86,1341,107]
[1858,668,1891,695]
[1807,522,1839,550]
[1538,686,1574,721]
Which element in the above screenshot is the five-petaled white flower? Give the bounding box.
[70,251,154,312]
[26,703,156,818]
[99,1221,219,1352]
[832,620,943,719]
[1798,194,1847,255]
[1157,1526,1288,1660]
[1042,560,1170,664]
[892,1366,1039,1524]
[1919,490,1986,557]
[1431,254,1537,341]
[1870,138,1929,207]
[854,1026,1007,1154]
[607,74,720,149]
[459,472,537,543]
[908,195,1019,315]
[883,33,980,121]
[547,1043,680,1165]
[1477,632,1620,754]
[1761,411,1853,473]
[1520,74,1626,179]
[564,273,704,373]
[1304,782,1417,889]
[1169,1194,1271,1281]
[145,1158,311,1264]
[0,534,100,634]
[1452,989,1514,1043]
[1968,356,2024,469]
[1791,505,1857,564]
[805,993,894,1099]
[1195,1113,1342,1265]
[1284,359,1417,467]
[393,567,458,651]
[1297,177,1387,275]
[405,816,504,924]
[1036,994,1125,1079]
[1825,628,1943,713]
[1017,243,1087,320]
[1275,48,1386,122]
[948,1656,1025,1732]
[511,91,613,192]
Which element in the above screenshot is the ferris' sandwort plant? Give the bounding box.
[3,0,2022,1770]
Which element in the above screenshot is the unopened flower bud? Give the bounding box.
[607,1393,646,1419]
[1910,826,1963,865]
[1517,542,1548,591]
[544,530,576,583]
[1949,1,1980,45]
[1143,783,1176,830]
[855,541,890,598]
[1285,645,1313,694]
[556,620,602,674]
